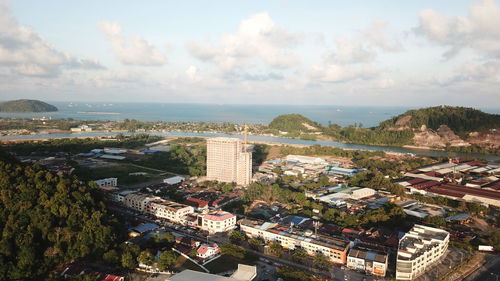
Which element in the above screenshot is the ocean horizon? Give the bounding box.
[1,102,499,128]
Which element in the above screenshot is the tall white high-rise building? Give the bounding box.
[206,137,252,186]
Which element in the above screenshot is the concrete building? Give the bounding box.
[145,199,194,223]
[347,248,388,277]
[70,125,92,132]
[286,155,327,164]
[239,219,350,264]
[94,177,118,188]
[199,211,237,233]
[206,137,252,186]
[123,193,158,212]
[396,225,449,280]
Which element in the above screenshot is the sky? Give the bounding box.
[0,0,499,107]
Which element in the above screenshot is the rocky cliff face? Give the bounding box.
[468,130,500,149]
[413,125,468,148]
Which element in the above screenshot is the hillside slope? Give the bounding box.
[268,114,322,132]
[378,106,500,137]
[0,99,58,112]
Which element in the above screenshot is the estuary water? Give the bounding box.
[1,131,498,161]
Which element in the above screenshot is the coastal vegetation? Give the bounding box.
[0,99,58,112]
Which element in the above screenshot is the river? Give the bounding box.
[1,131,498,161]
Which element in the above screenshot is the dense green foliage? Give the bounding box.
[379,106,500,136]
[0,99,58,112]
[220,243,246,259]
[268,114,321,132]
[0,154,117,280]
[139,144,206,176]
[324,125,414,146]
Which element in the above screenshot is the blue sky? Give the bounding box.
[1,0,499,107]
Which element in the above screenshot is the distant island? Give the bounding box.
[0,99,58,112]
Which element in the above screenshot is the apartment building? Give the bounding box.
[123,193,158,212]
[199,211,237,233]
[94,177,118,188]
[239,219,350,264]
[145,199,194,223]
[347,248,388,277]
[206,137,252,186]
[396,224,449,280]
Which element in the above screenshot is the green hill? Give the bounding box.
[0,150,117,279]
[0,99,58,112]
[378,106,500,136]
[268,114,322,132]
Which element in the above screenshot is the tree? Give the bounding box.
[267,241,283,257]
[102,249,120,266]
[138,250,154,266]
[220,243,245,259]
[313,254,332,269]
[121,252,137,269]
[153,232,175,247]
[292,249,309,261]
[157,250,178,271]
[229,230,246,243]
[248,238,262,250]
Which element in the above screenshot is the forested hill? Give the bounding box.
[0,150,118,280]
[268,114,322,132]
[378,106,500,135]
[0,99,58,112]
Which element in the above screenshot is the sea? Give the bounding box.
[0,102,499,127]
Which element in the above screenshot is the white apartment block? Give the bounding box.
[94,177,118,188]
[239,219,350,264]
[123,193,158,212]
[347,248,388,277]
[145,199,194,223]
[206,137,252,186]
[199,211,237,233]
[396,224,450,280]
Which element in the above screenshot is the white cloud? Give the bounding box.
[98,21,167,66]
[186,12,301,71]
[361,20,402,52]
[185,65,199,81]
[327,37,376,64]
[0,3,104,77]
[309,63,379,83]
[415,0,500,58]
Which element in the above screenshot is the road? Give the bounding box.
[464,254,500,281]
[110,204,383,281]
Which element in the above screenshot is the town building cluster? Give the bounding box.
[398,160,500,207]
[254,155,364,183]
[118,192,237,234]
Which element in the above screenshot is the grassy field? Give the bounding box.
[81,163,165,185]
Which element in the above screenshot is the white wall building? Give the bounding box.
[123,193,158,212]
[347,248,388,277]
[206,137,252,186]
[239,219,350,264]
[199,211,237,233]
[145,199,194,223]
[396,224,450,280]
[286,155,326,164]
[163,176,185,185]
[94,177,118,188]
